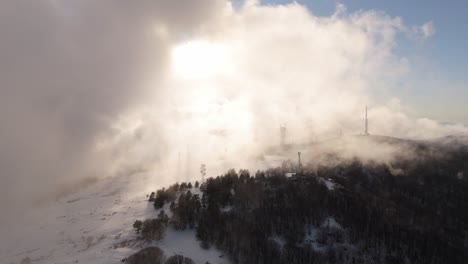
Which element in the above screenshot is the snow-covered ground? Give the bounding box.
[319,178,335,190]
[269,235,286,250]
[0,171,229,264]
[0,149,293,264]
[302,217,351,252]
[155,228,229,264]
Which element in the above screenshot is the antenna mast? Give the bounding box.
[297,151,302,172]
[280,125,286,149]
[364,106,369,136]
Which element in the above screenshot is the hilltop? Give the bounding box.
[2,135,467,264]
[125,136,468,264]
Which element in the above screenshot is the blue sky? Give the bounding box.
[260,0,468,124]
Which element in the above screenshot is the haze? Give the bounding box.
[0,0,467,225]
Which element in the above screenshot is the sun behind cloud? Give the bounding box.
[170,40,232,79]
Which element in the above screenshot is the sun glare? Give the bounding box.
[171,40,230,79]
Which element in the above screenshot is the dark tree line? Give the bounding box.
[133,146,468,264]
[192,160,467,263]
[124,246,195,264]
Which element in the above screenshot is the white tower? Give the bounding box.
[280,125,287,148]
[364,106,370,136]
[297,152,302,171]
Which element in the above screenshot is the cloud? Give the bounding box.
[0,0,464,224]
[421,21,436,38]
[100,1,466,183]
[411,21,436,41]
[0,0,228,220]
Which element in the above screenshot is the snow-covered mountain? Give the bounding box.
[2,134,466,264]
[0,171,228,264]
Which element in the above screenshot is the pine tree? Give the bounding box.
[133,220,143,234]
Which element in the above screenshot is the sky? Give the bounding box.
[1,0,468,222]
[262,0,468,124]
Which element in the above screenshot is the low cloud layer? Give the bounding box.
[0,0,466,221]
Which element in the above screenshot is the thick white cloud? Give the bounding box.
[100,1,467,186]
[0,0,228,220]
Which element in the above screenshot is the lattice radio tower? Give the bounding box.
[364,106,370,136]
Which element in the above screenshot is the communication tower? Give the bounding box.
[280,125,287,148]
[364,106,370,136]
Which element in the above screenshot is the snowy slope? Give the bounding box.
[0,171,229,264]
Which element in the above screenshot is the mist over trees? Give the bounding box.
[132,145,468,264]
